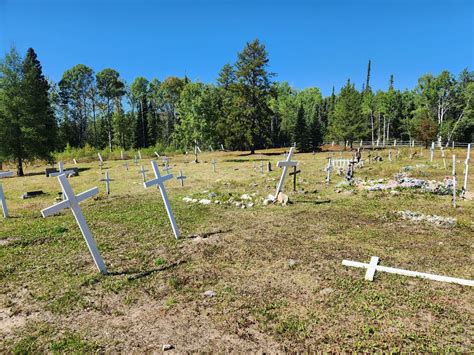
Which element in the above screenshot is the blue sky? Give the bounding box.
[1,0,473,96]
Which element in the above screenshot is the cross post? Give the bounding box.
[274,147,297,199]
[144,160,180,239]
[177,170,187,186]
[41,174,107,274]
[0,171,13,218]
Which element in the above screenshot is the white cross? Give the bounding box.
[138,150,142,160]
[162,157,169,166]
[100,171,113,195]
[388,150,392,162]
[342,256,473,286]
[124,162,129,171]
[41,174,107,274]
[0,171,13,218]
[325,157,333,184]
[98,153,103,163]
[154,151,160,158]
[209,144,213,152]
[144,160,180,239]
[138,165,148,182]
[133,155,138,166]
[260,160,264,173]
[274,147,297,199]
[220,143,224,151]
[393,139,397,147]
[163,164,172,174]
[177,170,187,186]
[73,158,78,165]
[211,159,216,172]
[50,162,75,177]
[120,150,124,160]
[452,154,457,207]
[430,141,435,162]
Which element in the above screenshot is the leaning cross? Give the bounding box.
[177,170,187,186]
[342,256,473,286]
[0,171,13,218]
[144,160,180,239]
[325,157,333,184]
[138,165,148,182]
[463,143,471,193]
[41,174,107,274]
[289,165,301,192]
[100,171,113,195]
[138,150,142,160]
[274,147,297,199]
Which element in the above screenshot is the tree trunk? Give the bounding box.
[17,156,24,177]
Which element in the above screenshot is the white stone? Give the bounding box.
[199,199,211,205]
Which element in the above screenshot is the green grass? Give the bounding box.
[0,147,473,352]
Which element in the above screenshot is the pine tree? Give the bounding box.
[309,104,323,150]
[365,59,371,92]
[294,103,310,152]
[0,47,57,176]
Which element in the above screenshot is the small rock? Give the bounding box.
[203,290,216,297]
[182,197,194,203]
[319,287,334,295]
[277,192,289,206]
[209,192,217,198]
[162,344,174,351]
[288,259,297,267]
[246,202,254,208]
[199,199,212,205]
[241,194,252,200]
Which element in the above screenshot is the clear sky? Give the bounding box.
[1,0,473,96]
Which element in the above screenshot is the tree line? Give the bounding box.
[1,40,473,176]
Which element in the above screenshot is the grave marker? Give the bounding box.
[177,170,187,186]
[138,165,148,182]
[50,161,75,177]
[430,141,435,162]
[133,155,139,166]
[211,159,217,172]
[0,171,13,218]
[274,147,297,199]
[342,256,473,287]
[325,157,333,184]
[138,150,142,160]
[144,160,180,239]
[124,162,129,171]
[100,171,113,195]
[289,166,301,192]
[194,143,201,163]
[441,147,446,169]
[452,154,457,207]
[73,158,78,165]
[154,151,160,158]
[41,174,107,274]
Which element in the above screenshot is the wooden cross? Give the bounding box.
[0,171,13,218]
[289,166,301,192]
[100,171,113,195]
[138,165,148,182]
[211,159,217,172]
[144,160,180,239]
[274,147,297,199]
[41,174,107,274]
[342,256,473,286]
[177,170,187,186]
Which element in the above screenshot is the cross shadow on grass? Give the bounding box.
[185,228,232,239]
[107,260,187,281]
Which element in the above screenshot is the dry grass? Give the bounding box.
[0,146,473,352]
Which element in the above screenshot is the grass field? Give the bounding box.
[1,146,473,352]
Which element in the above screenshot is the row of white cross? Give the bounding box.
[38,159,182,275]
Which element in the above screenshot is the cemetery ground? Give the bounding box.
[1,147,473,352]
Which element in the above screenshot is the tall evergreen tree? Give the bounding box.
[0,47,57,176]
[130,77,150,148]
[365,59,372,92]
[233,39,274,153]
[329,79,366,147]
[294,103,310,151]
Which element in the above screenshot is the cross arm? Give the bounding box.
[41,200,70,217]
[76,187,99,203]
[277,161,297,168]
